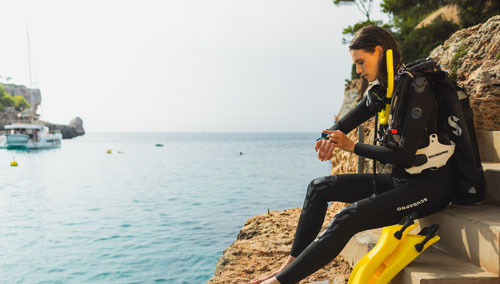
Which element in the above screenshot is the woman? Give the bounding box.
[251,25,454,284]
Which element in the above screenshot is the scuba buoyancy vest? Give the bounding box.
[380,57,485,205]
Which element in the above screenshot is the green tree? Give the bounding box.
[0,84,6,96]
[1,93,15,107]
[334,0,374,20]
[401,17,459,62]
[13,95,30,111]
[452,0,500,27]
[381,0,499,62]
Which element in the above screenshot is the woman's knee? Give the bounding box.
[314,202,360,243]
[306,175,338,202]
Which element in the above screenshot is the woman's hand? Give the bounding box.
[315,138,335,161]
[324,130,355,153]
[315,130,355,161]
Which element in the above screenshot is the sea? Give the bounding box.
[0,133,332,283]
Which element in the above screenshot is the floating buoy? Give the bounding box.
[107,149,112,154]
[155,144,164,147]
[11,160,18,167]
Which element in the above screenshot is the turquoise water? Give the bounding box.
[0,133,331,283]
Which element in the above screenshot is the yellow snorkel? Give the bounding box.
[378,49,394,125]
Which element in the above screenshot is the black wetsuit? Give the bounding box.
[275,76,454,284]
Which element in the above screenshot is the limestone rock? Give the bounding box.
[415,4,460,29]
[429,15,500,131]
[207,204,352,284]
[335,79,367,121]
[43,117,85,139]
[1,84,42,114]
[68,117,85,136]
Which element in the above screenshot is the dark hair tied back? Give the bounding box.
[349,25,401,90]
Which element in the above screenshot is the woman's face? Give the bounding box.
[350,46,383,82]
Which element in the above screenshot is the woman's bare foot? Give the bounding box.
[250,270,279,284]
[261,276,281,284]
[250,255,295,284]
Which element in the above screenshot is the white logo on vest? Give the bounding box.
[448,115,462,136]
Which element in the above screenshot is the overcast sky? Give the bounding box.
[0,0,388,133]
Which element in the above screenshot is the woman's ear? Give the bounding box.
[375,45,384,59]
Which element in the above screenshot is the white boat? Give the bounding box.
[4,124,62,149]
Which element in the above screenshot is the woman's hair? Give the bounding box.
[349,25,401,89]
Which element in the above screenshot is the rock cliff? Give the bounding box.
[2,84,42,114]
[208,15,500,284]
[0,84,85,139]
[43,117,85,139]
[429,15,500,131]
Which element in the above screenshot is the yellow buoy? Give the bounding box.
[107,149,112,154]
[11,160,18,167]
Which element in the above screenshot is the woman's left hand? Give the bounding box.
[322,130,355,154]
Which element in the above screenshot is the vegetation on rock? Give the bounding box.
[0,84,31,111]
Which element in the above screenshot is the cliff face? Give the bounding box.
[2,84,42,114]
[429,15,500,131]
[0,84,85,139]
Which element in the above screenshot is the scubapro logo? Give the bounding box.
[448,115,462,136]
[397,197,428,211]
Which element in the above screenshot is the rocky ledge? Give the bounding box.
[207,203,352,284]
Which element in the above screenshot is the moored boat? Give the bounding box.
[4,124,62,149]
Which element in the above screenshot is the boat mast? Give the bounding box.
[26,22,34,124]
[26,22,32,89]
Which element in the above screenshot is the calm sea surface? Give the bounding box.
[0,133,331,283]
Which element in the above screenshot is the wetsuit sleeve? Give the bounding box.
[328,96,374,134]
[353,76,435,168]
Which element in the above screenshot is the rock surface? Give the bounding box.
[415,4,460,29]
[0,84,85,139]
[1,84,42,114]
[429,15,500,131]
[207,204,352,284]
[43,117,85,139]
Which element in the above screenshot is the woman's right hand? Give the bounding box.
[315,138,335,161]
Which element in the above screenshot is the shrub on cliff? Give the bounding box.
[13,96,30,111]
[0,84,30,111]
[381,0,500,62]
[0,93,15,108]
[401,17,460,62]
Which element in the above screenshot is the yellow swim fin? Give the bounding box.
[367,224,440,284]
[348,212,418,284]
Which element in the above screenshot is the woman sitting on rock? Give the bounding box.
[251,25,455,284]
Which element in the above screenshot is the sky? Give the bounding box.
[0,0,389,133]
